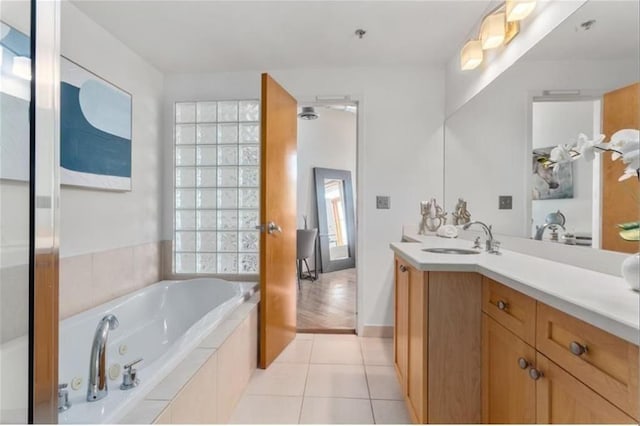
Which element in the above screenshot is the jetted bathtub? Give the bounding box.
[58,278,257,424]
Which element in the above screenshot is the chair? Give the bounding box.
[297,228,318,290]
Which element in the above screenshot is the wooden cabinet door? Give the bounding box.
[482,314,536,424]
[394,257,409,393]
[407,266,427,423]
[535,353,637,424]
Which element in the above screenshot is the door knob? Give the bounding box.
[496,300,509,311]
[267,221,282,234]
[399,265,408,273]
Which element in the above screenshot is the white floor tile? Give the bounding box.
[300,397,374,424]
[371,399,412,424]
[246,362,309,396]
[365,365,404,400]
[229,394,303,424]
[310,338,363,364]
[360,338,394,366]
[274,339,313,364]
[305,364,369,398]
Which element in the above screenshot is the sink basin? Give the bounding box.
[422,248,480,255]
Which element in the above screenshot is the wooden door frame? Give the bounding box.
[295,97,363,334]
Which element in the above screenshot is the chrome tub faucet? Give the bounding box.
[87,314,119,402]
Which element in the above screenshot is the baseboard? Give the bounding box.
[361,325,393,338]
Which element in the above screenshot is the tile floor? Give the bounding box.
[229,333,410,424]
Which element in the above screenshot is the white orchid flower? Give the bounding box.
[609,129,640,161]
[619,165,639,182]
[576,133,605,162]
[549,144,574,171]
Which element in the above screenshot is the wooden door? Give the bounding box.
[259,74,298,369]
[394,257,409,392]
[602,82,639,253]
[482,314,536,424]
[407,267,427,423]
[535,353,636,424]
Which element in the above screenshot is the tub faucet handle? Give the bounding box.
[120,358,143,390]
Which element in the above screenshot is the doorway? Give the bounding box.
[295,103,358,333]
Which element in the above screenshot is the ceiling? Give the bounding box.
[70,0,493,73]
[523,0,639,61]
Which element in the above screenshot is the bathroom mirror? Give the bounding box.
[314,167,356,272]
[443,0,639,253]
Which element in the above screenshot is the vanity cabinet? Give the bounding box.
[393,256,482,424]
[394,258,409,392]
[394,256,639,425]
[482,278,639,424]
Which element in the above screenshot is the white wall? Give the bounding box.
[444,58,638,238]
[297,107,357,233]
[163,66,445,330]
[531,100,595,237]
[59,1,164,257]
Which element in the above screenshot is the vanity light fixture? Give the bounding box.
[460,40,484,70]
[506,0,536,22]
[480,12,507,50]
[12,56,31,80]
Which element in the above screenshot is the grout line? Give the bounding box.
[359,337,377,424]
[298,335,315,424]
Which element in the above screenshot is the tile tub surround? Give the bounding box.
[229,333,410,424]
[120,295,259,424]
[59,241,163,319]
[390,237,640,345]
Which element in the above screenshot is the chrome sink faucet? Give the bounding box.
[463,221,500,254]
[87,314,119,402]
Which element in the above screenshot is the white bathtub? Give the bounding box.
[58,278,257,424]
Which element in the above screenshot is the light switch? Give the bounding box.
[499,195,512,210]
[376,196,391,209]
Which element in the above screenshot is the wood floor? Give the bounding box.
[297,268,356,332]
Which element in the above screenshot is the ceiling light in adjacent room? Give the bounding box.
[480,12,506,49]
[298,106,319,120]
[12,56,31,80]
[506,0,536,22]
[460,40,483,70]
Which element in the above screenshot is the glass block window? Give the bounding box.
[174,100,260,274]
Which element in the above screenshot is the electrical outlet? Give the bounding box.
[376,196,391,209]
[499,195,513,210]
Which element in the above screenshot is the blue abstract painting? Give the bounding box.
[61,57,132,191]
[0,21,31,182]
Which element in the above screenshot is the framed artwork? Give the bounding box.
[532,147,574,200]
[61,57,132,191]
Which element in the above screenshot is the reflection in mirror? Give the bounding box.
[444,0,639,254]
[531,99,598,245]
[324,178,350,260]
[314,168,355,272]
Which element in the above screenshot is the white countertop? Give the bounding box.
[390,234,640,345]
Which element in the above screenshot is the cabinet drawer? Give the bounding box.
[482,277,536,345]
[536,303,639,420]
